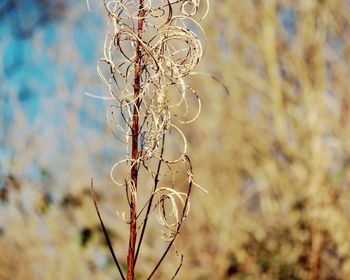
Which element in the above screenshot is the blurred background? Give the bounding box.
[2,0,350,279]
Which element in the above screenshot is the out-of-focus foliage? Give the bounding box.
[181,0,350,279]
[2,0,350,279]
[0,0,119,278]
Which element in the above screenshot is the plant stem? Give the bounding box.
[134,134,166,265]
[90,180,125,280]
[127,1,145,279]
[147,156,193,279]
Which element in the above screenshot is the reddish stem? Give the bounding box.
[127,1,145,279]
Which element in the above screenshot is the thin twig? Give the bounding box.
[146,156,193,279]
[90,179,125,280]
[171,254,184,280]
[134,134,166,264]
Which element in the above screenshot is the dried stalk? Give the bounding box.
[134,134,165,265]
[90,180,125,280]
[127,1,145,279]
[92,0,209,278]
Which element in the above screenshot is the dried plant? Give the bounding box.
[89,0,209,279]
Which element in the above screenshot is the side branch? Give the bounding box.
[90,180,125,280]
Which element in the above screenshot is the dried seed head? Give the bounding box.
[99,0,208,251]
